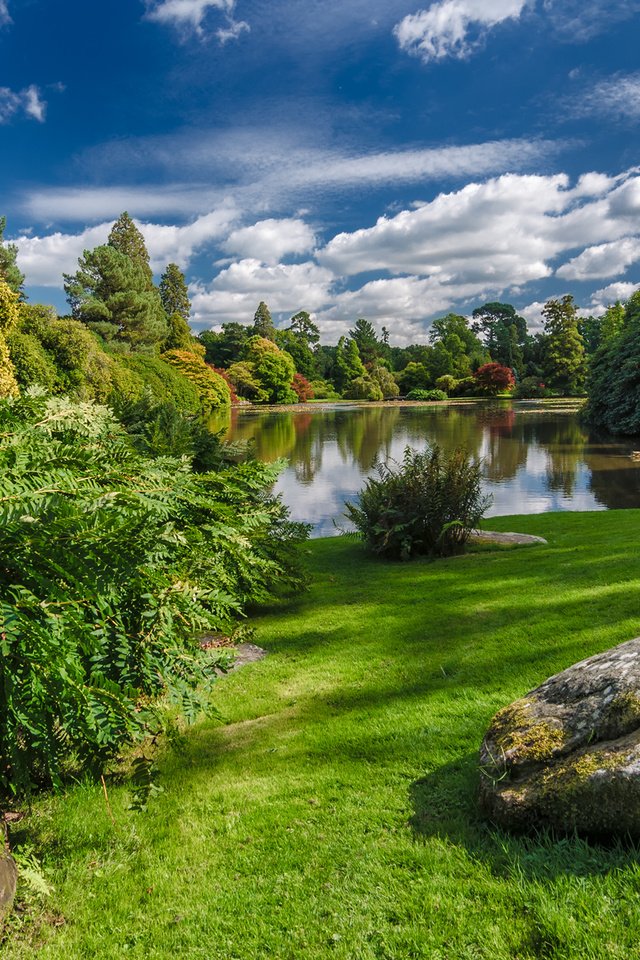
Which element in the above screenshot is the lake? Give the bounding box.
[213,401,640,537]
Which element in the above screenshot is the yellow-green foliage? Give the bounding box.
[6,330,59,390]
[116,354,202,412]
[162,349,231,411]
[0,279,19,396]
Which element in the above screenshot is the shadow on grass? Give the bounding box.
[408,753,640,881]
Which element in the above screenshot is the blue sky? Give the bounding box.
[1,0,640,343]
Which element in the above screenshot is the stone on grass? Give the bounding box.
[0,833,17,923]
[479,637,640,838]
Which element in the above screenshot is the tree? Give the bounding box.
[288,310,320,346]
[541,296,587,395]
[472,302,527,376]
[160,263,191,322]
[429,314,487,378]
[398,361,430,394]
[332,336,366,393]
[473,362,515,395]
[244,336,297,403]
[252,301,276,341]
[108,212,153,285]
[164,311,195,351]
[0,217,24,295]
[349,318,380,367]
[585,290,640,434]
[64,244,168,349]
[369,363,400,399]
[199,323,250,368]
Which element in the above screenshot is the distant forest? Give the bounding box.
[0,213,638,426]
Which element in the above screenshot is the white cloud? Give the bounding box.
[589,282,639,312]
[23,85,46,122]
[222,218,316,263]
[569,73,640,122]
[0,85,47,124]
[144,0,248,40]
[557,237,640,282]
[519,301,547,334]
[22,185,224,222]
[394,0,528,64]
[190,259,334,329]
[544,0,640,42]
[0,1,10,27]
[14,207,238,286]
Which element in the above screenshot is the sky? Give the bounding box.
[1,0,640,344]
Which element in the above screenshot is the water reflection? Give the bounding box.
[211,403,640,536]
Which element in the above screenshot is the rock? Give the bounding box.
[470,530,548,546]
[479,637,640,837]
[0,831,17,922]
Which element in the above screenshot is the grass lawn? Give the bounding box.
[6,510,640,959]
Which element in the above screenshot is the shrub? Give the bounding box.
[406,388,448,401]
[514,376,548,399]
[345,444,491,560]
[345,375,384,401]
[291,373,315,402]
[0,390,308,796]
[435,375,458,395]
[309,379,340,400]
[162,349,231,411]
[117,354,201,411]
[473,362,515,395]
[6,330,58,390]
[208,366,239,403]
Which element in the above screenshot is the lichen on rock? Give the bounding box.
[479,637,640,838]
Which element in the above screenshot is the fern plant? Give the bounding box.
[0,389,308,796]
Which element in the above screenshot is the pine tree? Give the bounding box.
[0,217,24,295]
[64,245,168,349]
[108,212,153,286]
[252,301,276,340]
[542,295,587,395]
[160,263,191,322]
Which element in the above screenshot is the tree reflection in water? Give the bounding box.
[213,403,640,535]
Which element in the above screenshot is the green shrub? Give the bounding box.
[345,375,384,401]
[0,390,308,796]
[117,354,201,411]
[309,379,340,400]
[6,330,58,390]
[345,444,491,560]
[406,388,448,401]
[162,349,231,411]
[435,375,458,394]
[514,376,549,399]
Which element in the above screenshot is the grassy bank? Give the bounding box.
[6,511,640,959]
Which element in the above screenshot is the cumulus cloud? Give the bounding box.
[0,85,47,124]
[14,207,238,286]
[222,218,316,263]
[190,259,334,329]
[394,0,528,64]
[144,0,249,40]
[589,282,640,312]
[557,237,640,282]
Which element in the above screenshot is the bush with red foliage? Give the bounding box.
[208,365,239,403]
[473,362,515,395]
[291,373,315,402]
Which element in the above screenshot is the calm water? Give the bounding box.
[213,402,640,537]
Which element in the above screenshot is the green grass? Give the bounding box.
[6,511,640,959]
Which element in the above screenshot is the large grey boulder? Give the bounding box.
[479,637,640,837]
